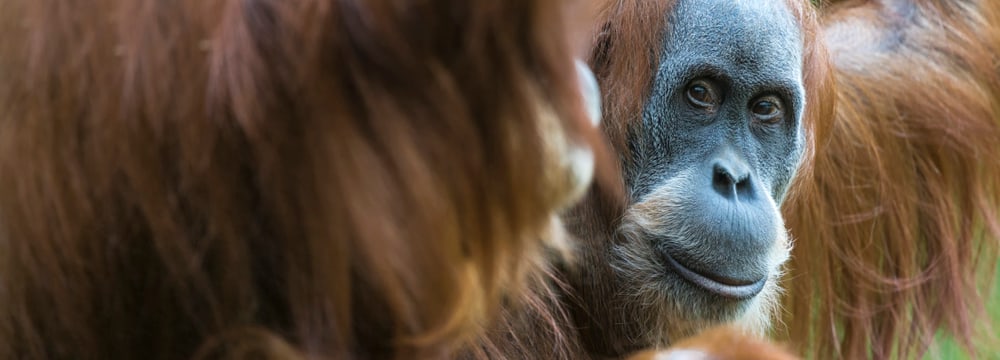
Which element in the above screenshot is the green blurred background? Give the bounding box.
[924,268,999,359]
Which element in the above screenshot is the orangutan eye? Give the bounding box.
[686,80,718,109]
[750,96,783,123]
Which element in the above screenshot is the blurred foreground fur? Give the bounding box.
[0,0,611,358]
[627,327,798,360]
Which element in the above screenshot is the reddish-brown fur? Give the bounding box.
[475,0,999,358]
[555,0,999,359]
[0,0,609,359]
[782,0,1000,358]
[567,0,832,356]
[627,327,799,360]
[465,0,832,358]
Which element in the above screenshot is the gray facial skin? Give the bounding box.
[631,0,806,204]
[563,0,808,354]
[625,0,804,288]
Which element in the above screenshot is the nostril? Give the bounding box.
[735,176,753,199]
[712,163,755,201]
[712,165,737,199]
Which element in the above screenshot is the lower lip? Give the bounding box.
[659,251,767,300]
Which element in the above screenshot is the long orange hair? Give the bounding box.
[0,0,604,358]
[783,0,1000,358]
[465,0,832,358]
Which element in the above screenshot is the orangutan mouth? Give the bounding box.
[659,250,767,300]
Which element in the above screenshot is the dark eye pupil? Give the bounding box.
[753,101,776,115]
[689,85,710,103]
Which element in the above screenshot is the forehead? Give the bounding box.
[663,0,803,80]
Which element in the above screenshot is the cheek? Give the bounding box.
[778,144,807,201]
[619,170,699,244]
[624,132,681,200]
[755,138,803,203]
